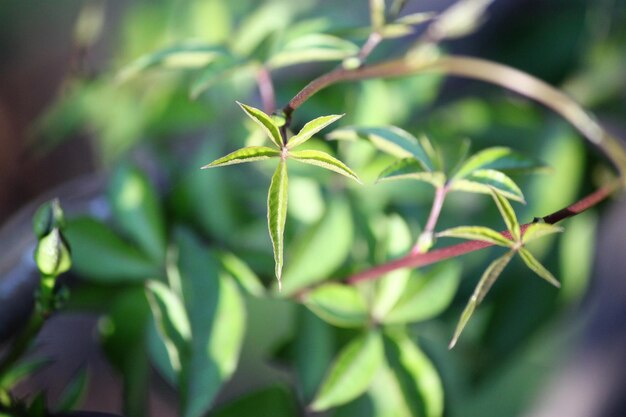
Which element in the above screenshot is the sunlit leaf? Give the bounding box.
[327,126,434,170]
[287,114,344,149]
[34,228,72,276]
[379,23,414,39]
[202,146,280,168]
[437,226,513,247]
[190,57,251,99]
[108,164,167,264]
[65,218,159,282]
[281,197,353,295]
[396,12,436,25]
[304,283,369,328]
[518,248,561,288]
[311,331,384,411]
[490,188,521,241]
[370,0,386,30]
[219,251,265,297]
[383,262,462,324]
[453,146,545,179]
[268,160,289,289]
[449,250,514,349]
[0,358,50,389]
[383,330,444,417]
[522,223,563,244]
[289,149,361,183]
[117,44,226,82]
[268,34,359,69]
[377,158,445,187]
[450,169,525,202]
[429,0,495,40]
[237,101,283,148]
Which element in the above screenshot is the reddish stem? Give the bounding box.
[257,66,276,114]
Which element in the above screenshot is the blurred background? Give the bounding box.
[1,0,626,416]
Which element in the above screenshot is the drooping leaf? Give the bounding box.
[219,251,265,297]
[268,160,289,288]
[522,222,563,244]
[289,149,361,183]
[518,248,561,288]
[281,196,353,295]
[268,34,359,69]
[65,218,160,282]
[383,262,462,324]
[383,330,444,417]
[202,146,281,168]
[117,43,226,82]
[287,114,344,149]
[490,188,521,241]
[437,226,513,248]
[108,164,167,264]
[449,250,514,349]
[377,158,445,187]
[237,101,283,148]
[311,330,384,411]
[145,281,191,373]
[304,283,369,328]
[453,146,544,179]
[450,169,525,202]
[328,126,434,170]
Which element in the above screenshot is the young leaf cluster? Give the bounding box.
[203,102,360,289]
[438,188,563,348]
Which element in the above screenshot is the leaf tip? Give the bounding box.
[448,337,458,350]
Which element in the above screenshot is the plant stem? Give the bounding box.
[346,181,619,284]
[257,66,276,115]
[0,313,43,376]
[358,32,383,64]
[411,185,447,254]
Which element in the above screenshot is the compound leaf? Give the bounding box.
[268,160,289,289]
[202,146,280,168]
[289,149,361,183]
[237,101,282,148]
[287,114,344,149]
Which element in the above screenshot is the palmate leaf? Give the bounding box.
[287,114,344,149]
[522,222,563,244]
[453,146,545,179]
[289,149,361,183]
[237,102,283,148]
[268,160,288,289]
[490,188,521,241]
[311,330,384,411]
[267,34,359,69]
[450,169,525,202]
[437,226,513,247]
[518,248,561,288]
[449,250,515,349]
[377,158,445,187]
[327,126,434,171]
[201,146,280,168]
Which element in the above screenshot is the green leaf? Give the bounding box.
[34,228,72,276]
[0,358,50,389]
[281,196,353,295]
[379,23,414,39]
[490,188,521,241]
[219,251,265,297]
[327,126,434,170]
[117,43,225,82]
[383,262,462,324]
[304,283,369,328]
[190,58,253,99]
[370,0,386,30]
[429,0,495,40]
[268,34,359,69]
[54,368,89,412]
[209,385,298,417]
[522,223,563,244]
[146,281,191,373]
[268,160,289,289]
[383,331,444,417]
[108,164,167,264]
[202,146,281,168]
[449,250,514,349]
[396,12,436,25]
[437,226,513,248]
[311,330,384,411]
[453,146,544,179]
[450,169,525,202]
[287,114,344,149]
[237,101,283,148]
[377,158,445,187]
[65,218,159,282]
[518,248,561,288]
[289,149,361,183]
